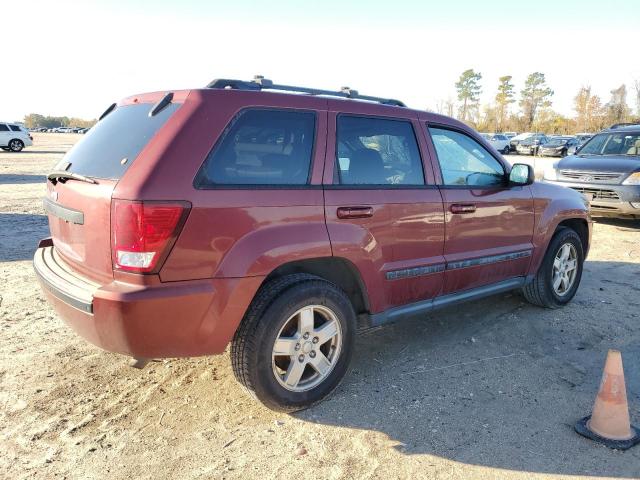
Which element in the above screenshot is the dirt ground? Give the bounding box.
[1,133,639,480]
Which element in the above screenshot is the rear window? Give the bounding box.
[57,103,180,180]
[195,109,316,187]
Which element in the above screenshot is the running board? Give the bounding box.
[366,277,526,328]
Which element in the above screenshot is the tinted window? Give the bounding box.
[9,125,22,131]
[57,103,180,179]
[197,109,315,186]
[429,127,505,186]
[0,124,8,132]
[336,116,424,186]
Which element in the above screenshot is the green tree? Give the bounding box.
[519,72,553,129]
[495,76,515,132]
[455,69,482,122]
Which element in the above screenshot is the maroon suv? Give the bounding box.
[34,77,591,411]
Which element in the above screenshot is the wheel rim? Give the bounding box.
[10,140,22,150]
[271,305,342,392]
[552,243,578,296]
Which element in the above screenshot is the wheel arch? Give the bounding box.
[557,218,589,255]
[263,257,370,315]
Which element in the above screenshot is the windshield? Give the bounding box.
[547,139,569,146]
[579,132,640,156]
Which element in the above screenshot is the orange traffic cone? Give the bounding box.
[575,349,640,449]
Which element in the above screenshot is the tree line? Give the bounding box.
[435,69,640,134]
[22,113,97,129]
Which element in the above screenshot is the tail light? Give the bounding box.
[111,200,190,273]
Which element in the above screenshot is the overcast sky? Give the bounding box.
[3,0,639,122]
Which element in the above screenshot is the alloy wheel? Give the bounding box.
[271,305,342,392]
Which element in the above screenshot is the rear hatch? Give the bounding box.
[44,98,181,283]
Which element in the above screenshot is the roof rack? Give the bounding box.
[205,75,406,107]
[609,122,640,129]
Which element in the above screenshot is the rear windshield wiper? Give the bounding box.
[47,170,97,185]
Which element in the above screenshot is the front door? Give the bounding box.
[323,102,445,314]
[425,125,535,294]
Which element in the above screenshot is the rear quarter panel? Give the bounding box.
[114,89,332,282]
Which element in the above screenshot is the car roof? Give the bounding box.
[604,123,640,133]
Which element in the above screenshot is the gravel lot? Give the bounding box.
[1,134,639,479]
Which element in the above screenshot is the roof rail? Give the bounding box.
[205,75,406,107]
[609,122,640,129]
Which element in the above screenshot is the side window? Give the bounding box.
[196,109,315,186]
[0,124,9,132]
[428,127,505,187]
[9,125,21,132]
[335,116,425,186]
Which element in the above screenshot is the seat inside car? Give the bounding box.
[348,148,387,184]
[626,139,640,155]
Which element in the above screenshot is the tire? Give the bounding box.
[502,146,510,154]
[522,227,584,308]
[8,139,24,152]
[231,274,356,412]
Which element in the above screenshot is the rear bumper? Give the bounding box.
[545,180,640,217]
[34,243,264,358]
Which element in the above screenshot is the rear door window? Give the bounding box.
[335,116,425,186]
[0,124,9,132]
[196,109,316,186]
[57,102,180,180]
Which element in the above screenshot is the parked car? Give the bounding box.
[480,133,510,154]
[539,136,579,157]
[509,132,534,152]
[516,134,549,155]
[0,122,33,152]
[34,76,591,411]
[503,131,518,139]
[568,134,593,155]
[544,123,640,218]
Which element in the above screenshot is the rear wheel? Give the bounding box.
[231,274,356,412]
[8,139,24,152]
[522,227,584,308]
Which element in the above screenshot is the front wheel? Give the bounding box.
[8,139,24,152]
[231,274,355,412]
[522,228,584,308]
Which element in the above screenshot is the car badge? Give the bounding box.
[580,175,593,182]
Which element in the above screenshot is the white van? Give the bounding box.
[0,123,33,152]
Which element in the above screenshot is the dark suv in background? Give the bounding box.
[34,76,591,411]
[543,123,640,218]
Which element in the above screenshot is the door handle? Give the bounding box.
[337,206,374,219]
[450,203,477,214]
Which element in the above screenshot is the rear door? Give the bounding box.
[424,124,534,294]
[323,102,445,314]
[45,100,182,283]
[0,124,9,146]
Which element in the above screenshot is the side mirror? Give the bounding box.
[509,163,534,186]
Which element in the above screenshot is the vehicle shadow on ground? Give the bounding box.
[0,213,49,261]
[297,259,640,477]
[594,217,640,230]
[0,174,45,185]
